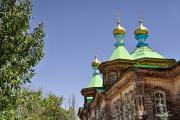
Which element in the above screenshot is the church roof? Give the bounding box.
[131,46,164,59]
[87,74,103,88]
[109,45,133,60]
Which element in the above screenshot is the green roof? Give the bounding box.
[131,46,164,60]
[109,46,133,60]
[87,74,103,88]
[87,97,93,103]
[87,97,93,100]
[133,64,162,68]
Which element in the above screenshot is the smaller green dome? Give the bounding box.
[87,56,103,88]
[87,75,103,88]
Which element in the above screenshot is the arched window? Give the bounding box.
[154,91,168,119]
[109,72,117,83]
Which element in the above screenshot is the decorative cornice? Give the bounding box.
[99,59,134,73]
[136,64,180,79]
[99,58,176,74]
[81,87,97,97]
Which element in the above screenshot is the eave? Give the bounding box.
[98,58,176,74]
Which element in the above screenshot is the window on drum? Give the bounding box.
[109,72,117,83]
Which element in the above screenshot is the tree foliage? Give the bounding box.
[0,0,78,119]
[0,0,45,118]
[16,88,69,120]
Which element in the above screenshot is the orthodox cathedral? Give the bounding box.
[78,18,180,120]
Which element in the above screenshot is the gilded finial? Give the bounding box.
[113,15,126,36]
[138,16,143,25]
[92,55,101,68]
[134,16,148,35]
[117,13,120,25]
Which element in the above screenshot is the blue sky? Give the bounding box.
[30,0,180,107]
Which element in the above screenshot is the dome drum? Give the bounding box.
[135,34,148,40]
[114,34,125,47]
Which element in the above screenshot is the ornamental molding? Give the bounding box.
[136,65,180,79]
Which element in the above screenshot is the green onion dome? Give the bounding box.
[113,19,126,36]
[134,19,149,35]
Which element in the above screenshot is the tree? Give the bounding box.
[41,92,69,120]
[66,95,79,120]
[16,88,69,120]
[16,88,44,119]
[0,0,45,118]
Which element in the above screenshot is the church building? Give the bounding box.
[78,18,180,120]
